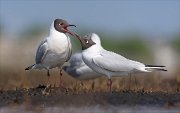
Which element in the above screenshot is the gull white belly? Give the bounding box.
[43,34,71,69]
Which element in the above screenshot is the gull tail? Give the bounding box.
[25,64,36,70]
[144,64,167,71]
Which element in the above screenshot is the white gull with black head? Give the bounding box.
[25,19,76,79]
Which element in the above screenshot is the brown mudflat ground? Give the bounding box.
[1,86,180,108]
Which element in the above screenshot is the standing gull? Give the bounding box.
[25,19,76,86]
[75,33,167,92]
[63,33,102,80]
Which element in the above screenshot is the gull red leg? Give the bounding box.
[47,70,50,84]
[108,78,112,92]
[59,69,63,87]
[134,75,138,90]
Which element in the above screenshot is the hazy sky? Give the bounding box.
[0,0,180,37]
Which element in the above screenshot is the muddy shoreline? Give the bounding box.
[1,86,180,108]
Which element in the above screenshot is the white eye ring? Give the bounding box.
[85,40,89,44]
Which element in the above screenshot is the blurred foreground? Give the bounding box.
[1,105,180,113]
[0,87,180,113]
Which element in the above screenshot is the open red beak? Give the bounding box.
[63,24,76,36]
[62,24,82,42]
[64,28,82,41]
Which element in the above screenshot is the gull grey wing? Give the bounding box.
[92,50,133,72]
[35,39,48,64]
[70,53,83,66]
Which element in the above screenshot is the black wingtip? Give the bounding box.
[25,67,29,70]
[25,66,31,70]
[157,69,168,71]
[145,68,168,71]
[25,64,35,70]
[145,64,166,67]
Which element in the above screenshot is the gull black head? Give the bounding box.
[78,34,96,50]
[54,19,76,35]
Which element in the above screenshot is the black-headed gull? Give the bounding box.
[75,33,167,92]
[63,33,102,80]
[25,19,76,86]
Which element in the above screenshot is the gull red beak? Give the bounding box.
[63,24,76,36]
[62,24,82,42]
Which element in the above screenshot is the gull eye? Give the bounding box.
[59,23,63,26]
[85,39,89,44]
